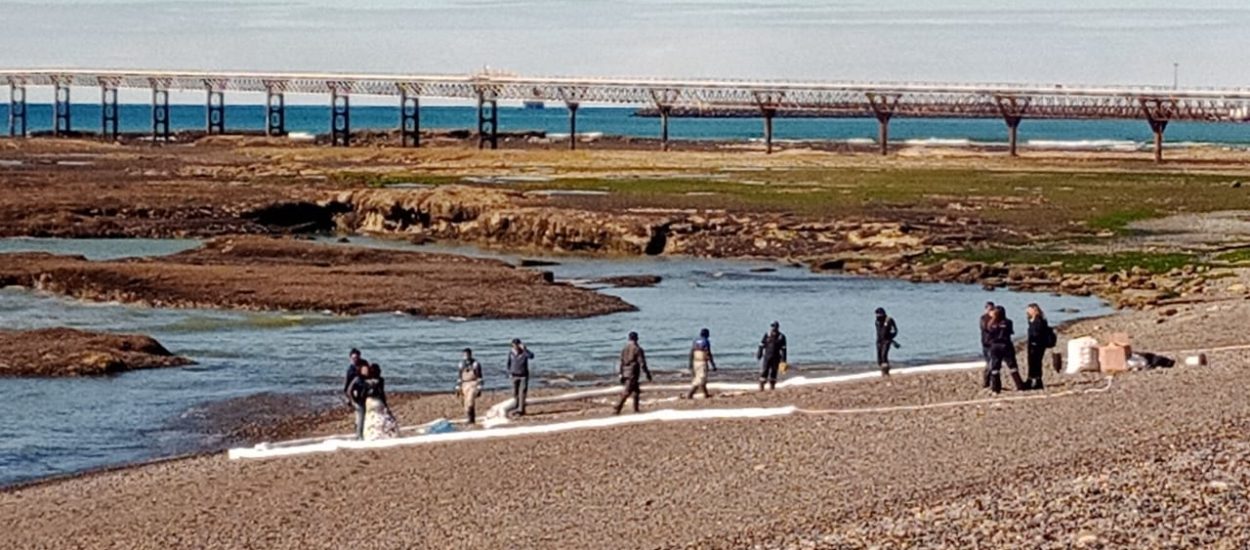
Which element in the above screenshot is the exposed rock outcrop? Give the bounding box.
[0,236,634,319]
[321,186,938,260]
[0,328,191,377]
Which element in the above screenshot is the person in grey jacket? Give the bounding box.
[506,338,534,417]
[613,331,653,415]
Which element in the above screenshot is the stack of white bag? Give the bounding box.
[1065,336,1101,374]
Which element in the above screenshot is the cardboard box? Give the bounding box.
[1099,345,1131,374]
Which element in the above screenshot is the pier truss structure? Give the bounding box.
[5,68,1250,161]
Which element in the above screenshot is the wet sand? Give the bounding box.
[3,293,1249,548]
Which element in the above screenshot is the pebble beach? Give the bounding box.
[3,291,1249,549]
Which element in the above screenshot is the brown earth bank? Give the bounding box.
[0,327,190,377]
[0,235,633,318]
[3,285,1249,548]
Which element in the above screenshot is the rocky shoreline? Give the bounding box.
[0,327,190,377]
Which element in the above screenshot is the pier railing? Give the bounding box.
[5,68,1250,161]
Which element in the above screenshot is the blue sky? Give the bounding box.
[2,1,1247,87]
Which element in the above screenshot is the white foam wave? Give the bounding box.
[902,138,974,147]
[1026,139,1141,151]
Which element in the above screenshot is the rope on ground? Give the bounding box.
[795,377,1114,416]
[1159,342,1250,355]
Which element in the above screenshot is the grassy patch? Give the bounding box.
[932,249,1199,274]
[1215,248,1250,264]
[1088,208,1159,233]
[329,171,461,188]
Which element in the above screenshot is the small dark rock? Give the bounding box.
[591,275,662,288]
[520,258,562,268]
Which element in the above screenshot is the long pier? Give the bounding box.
[5,69,1250,161]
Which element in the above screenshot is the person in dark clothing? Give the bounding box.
[874,307,899,376]
[757,321,787,391]
[343,348,367,440]
[456,348,484,424]
[613,332,653,414]
[348,363,398,440]
[506,338,534,417]
[986,306,1027,394]
[346,363,383,440]
[1024,303,1053,391]
[979,302,995,388]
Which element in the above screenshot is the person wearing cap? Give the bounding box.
[757,321,787,391]
[614,331,653,414]
[506,338,534,416]
[686,328,718,399]
[874,307,899,376]
[455,348,484,424]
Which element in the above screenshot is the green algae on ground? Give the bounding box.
[928,249,1199,274]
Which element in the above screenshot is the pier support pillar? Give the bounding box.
[53,81,71,136]
[400,90,419,147]
[875,113,892,156]
[7,83,27,137]
[330,85,351,147]
[761,107,776,154]
[1005,116,1022,157]
[994,96,1030,157]
[205,88,225,135]
[867,92,901,156]
[265,87,285,137]
[100,86,119,141]
[1148,118,1168,164]
[658,105,672,151]
[566,101,579,151]
[151,87,171,143]
[477,92,498,150]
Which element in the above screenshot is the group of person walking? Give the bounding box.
[341,302,1054,438]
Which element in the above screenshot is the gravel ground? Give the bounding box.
[4,295,1250,549]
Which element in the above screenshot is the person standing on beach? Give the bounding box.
[986,306,1027,394]
[757,321,787,391]
[1024,304,1054,391]
[874,308,899,376]
[506,338,534,417]
[614,331,653,414]
[686,328,717,399]
[980,302,995,388]
[456,348,484,424]
[343,348,367,440]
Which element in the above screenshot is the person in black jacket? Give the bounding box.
[986,305,1027,394]
[979,302,995,388]
[1024,303,1052,390]
[757,321,787,391]
[343,348,368,440]
[874,307,899,376]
